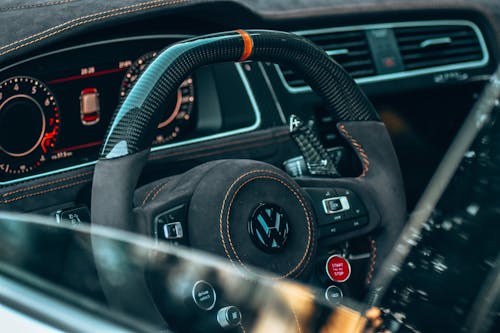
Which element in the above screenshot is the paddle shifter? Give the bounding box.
[287,114,340,177]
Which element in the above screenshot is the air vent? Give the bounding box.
[394,24,485,70]
[278,30,375,88]
[276,21,489,93]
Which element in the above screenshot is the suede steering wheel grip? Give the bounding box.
[90,29,405,322]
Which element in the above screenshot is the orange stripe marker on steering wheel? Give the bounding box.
[235,29,253,62]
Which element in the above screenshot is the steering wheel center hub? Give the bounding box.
[186,160,316,279]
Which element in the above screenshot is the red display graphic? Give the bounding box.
[41,127,58,154]
[54,140,103,153]
[80,88,100,125]
[47,67,126,84]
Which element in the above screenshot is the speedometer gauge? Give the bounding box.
[0,76,60,175]
[120,51,195,145]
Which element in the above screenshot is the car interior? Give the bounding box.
[0,1,499,332]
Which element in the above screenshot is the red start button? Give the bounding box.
[325,255,351,282]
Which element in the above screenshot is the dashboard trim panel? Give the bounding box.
[0,35,262,186]
[274,20,491,93]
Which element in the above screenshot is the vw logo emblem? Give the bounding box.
[248,203,290,253]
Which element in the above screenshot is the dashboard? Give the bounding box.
[0,36,259,184]
[1,17,496,189]
[0,11,497,216]
[0,1,499,332]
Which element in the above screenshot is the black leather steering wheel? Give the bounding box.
[91,29,406,328]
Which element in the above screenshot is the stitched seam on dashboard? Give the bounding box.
[219,169,313,280]
[338,124,370,177]
[0,0,192,56]
[0,0,167,51]
[0,0,77,12]
[1,178,91,204]
[1,170,93,197]
[0,0,190,51]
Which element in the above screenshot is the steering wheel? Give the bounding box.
[91,30,406,328]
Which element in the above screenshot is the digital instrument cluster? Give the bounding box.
[0,51,195,180]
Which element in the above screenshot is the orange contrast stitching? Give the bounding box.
[366,238,376,286]
[0,0,76,12]
[141,182,164,206]
[149,182,170,202]
[1,0,183,51]
[0,0,192,57]
[1,178,91,204]
[1,170,93,197]
[219,169,313,280]
[225,175,312,279]
[338,124,370,177]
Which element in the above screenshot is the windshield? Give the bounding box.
[0,68,499,333]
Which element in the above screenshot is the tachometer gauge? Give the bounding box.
[120,51,195,145]
[0,76,60,175]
